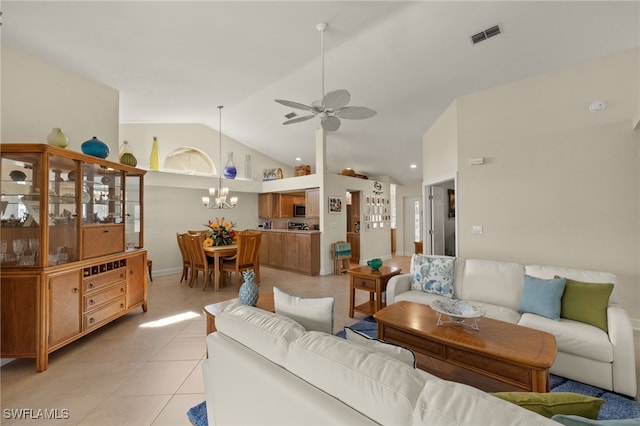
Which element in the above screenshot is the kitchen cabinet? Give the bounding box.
[258,193,278,219]
[305,188,320,218]
[279,194,294,218]
[0,144,147,371]
[259,231,319,275]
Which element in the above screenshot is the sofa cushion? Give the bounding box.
[216,303,305,366]
[287,331,426,426]
[491,392,604,419]
[472,302,521,324]
[345,326,416,367]
[395,289,450,307]
[518,275,566,320]
[459,259,525,311]
[273,287,335,334]
[559,278,614,332]
[412,379,558,425]
[518,313,613,363]
[410,254,455,297]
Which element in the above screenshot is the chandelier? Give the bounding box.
[202,106,238,209]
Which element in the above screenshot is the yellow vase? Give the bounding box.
[150,136,159,170]
[47,128,69,148]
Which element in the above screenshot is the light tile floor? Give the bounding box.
[2,255,639,425]
[1,257,409,425]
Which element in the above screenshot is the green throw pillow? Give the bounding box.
[556,276,614,332]
[491,392,604,419]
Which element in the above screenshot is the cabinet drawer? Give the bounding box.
[84,283,125,312]
[82,225,124,259]
[83,296,126,330]
[353,277,376,290]
[84,269,126,293]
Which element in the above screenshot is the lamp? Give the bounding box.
[202,105,238,209]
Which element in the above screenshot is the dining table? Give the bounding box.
[203,244,237,291]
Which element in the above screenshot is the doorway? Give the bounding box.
[425,179,456,256]
[403,196,421,255]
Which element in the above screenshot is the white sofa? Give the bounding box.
[386,255,637,398]
[202,303,559,425]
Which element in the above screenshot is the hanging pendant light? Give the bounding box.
[202,106,238,209]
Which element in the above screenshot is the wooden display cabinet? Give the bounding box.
[0,144,147,371]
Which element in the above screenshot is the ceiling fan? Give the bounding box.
[275,22,376,132]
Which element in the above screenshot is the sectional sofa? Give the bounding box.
[386,255,637,397]
[202,303,559,425]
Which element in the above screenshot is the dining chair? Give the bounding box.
[220,230,262,289]
[176,232,192,283]
[185,233,214,290]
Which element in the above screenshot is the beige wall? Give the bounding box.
[1,47,119,156]
[425,48,640,323]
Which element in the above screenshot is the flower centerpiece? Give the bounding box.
[204,217,236,246]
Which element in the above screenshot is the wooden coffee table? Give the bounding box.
[203,292,274,334]
[374,301,557,393]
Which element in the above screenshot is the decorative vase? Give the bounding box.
[81,136,110,159]
[47,128,69,148]
[223,152,237,179]
[150,136,159,170]
[238,269,259,306]
[367,258,383,271]
[119,140,138,167]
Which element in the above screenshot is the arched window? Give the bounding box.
[163,147,216,175]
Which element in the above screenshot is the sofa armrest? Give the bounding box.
[386,274,412,304]
[607,304,637,397]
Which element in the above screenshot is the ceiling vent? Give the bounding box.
[471,25,501,44]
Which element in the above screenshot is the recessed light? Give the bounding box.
[295,157,302,161]
[410,164,417,169]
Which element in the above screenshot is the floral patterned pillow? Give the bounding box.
[410,255,455,298]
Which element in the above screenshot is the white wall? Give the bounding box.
[1,47,119,157]
[425,48,640,322]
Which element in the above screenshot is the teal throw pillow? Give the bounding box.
[552,414,640,426]
[518,275,566,320]
[410,256,455,297]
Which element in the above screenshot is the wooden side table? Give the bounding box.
[348,265,402,317]
[203,292,275,334]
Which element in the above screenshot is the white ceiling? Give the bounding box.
[3,1,639,184]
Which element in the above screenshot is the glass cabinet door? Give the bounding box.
[48,155,80,265]
[1,153,41,266]
[124,175,142,249]
[81,163,124,226]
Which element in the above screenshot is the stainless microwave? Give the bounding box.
[293,204,306,217]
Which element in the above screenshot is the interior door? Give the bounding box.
[430,186,445,255]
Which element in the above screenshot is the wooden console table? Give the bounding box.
[348,265,401,317]
[203,292,274,334]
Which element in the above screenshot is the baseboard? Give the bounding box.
[153,267,183,277]
[631,317,640,331]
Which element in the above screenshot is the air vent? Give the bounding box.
[285,112,297,119]
[471,25,501,44]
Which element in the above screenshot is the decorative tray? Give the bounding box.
[430,300,485,330]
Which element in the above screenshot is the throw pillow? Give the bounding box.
[410,255,455,297]
[344,327,416,367]
[491,392,604,419]
[518,275,566,320]
[273,287,335,334]
[552,414,640,426]
[557,277,614,332]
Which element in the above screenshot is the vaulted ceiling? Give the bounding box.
[3,1,639,184]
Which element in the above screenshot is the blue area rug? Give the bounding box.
[188,316,639,425]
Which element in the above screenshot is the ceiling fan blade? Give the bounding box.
[322,89,351,110]
[275,99,313,111]
[321,115,341,131]
[283,115,315,125]
[334,106,377,120]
